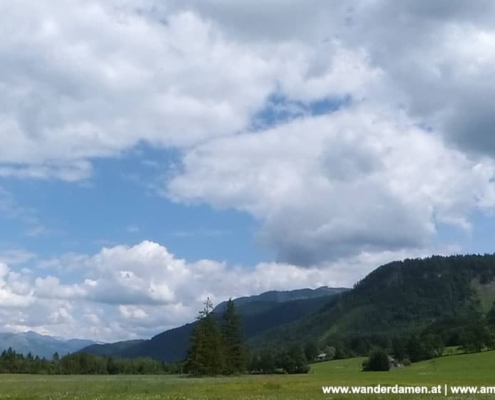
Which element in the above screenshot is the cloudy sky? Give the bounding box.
[1,0,495,342]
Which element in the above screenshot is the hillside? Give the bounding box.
[213,286,346,316]
[80,340,145,358]
[252,254,495,353]
[0,331,97,359]
[80,286,347,362]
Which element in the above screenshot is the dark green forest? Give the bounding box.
[0,349,175,375]
[252,255,495,355]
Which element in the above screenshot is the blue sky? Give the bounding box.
[1,94,346,268]
[1,0,495,341]
[0,147,266,267]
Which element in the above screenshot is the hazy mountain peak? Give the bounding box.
[0,331,98,359]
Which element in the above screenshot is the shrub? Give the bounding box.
[362,349,390,372]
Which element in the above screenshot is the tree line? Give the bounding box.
[356,301,495,364]
[359,304,495,371]
[0,349,177,375]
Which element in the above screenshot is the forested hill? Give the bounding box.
[80,286,347,362]
[252,254,495,352]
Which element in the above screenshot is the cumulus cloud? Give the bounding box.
[0,263,35,308]
[168,106,495,265]
[32,241,343,307]
[164,0,495,157]
[0,241,445,341]
[335,1,495,157]
[0,0,381,180]
[158,1,495,265]
[0,1,276,178]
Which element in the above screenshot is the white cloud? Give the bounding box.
[0,240,442,341]
[168,106,495,265]
[160,0,495,157]
[0,1,277,178]
[0,263,35,308]
[0,0,382,181]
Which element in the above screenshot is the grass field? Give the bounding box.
[1,351,495,399]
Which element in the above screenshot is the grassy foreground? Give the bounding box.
[1,351,495,399]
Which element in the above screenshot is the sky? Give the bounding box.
[1,0,495,342]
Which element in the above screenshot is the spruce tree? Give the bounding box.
[186,298,225,376]
[221,299,246,374]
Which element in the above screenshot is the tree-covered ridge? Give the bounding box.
[251,254,495,353]
[212,286,347,316]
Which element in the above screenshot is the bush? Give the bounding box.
[362,349,390,372]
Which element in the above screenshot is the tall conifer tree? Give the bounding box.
[221,298,246,374]
[186,298,225,376]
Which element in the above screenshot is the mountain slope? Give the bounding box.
[80,286,347,362]
[79,340,145,358]
[251,254,495,350]
[0,331,97,359]
[213,286,347,316]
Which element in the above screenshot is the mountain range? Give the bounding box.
[80,286,347,362]
[81,254,495,362]
[0,331,97,359]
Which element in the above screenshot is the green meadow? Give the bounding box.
[1,351,495,400]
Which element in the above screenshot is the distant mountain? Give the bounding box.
[0,331,98,359]
[80,286,348,362]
